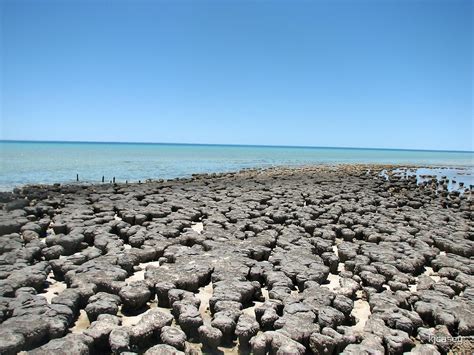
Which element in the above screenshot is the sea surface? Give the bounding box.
[1,141,473,191]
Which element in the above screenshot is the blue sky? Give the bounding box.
[1,0,472,151]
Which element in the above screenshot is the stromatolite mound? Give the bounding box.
[0,165,471,354]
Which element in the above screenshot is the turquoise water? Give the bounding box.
[1,141,473,191]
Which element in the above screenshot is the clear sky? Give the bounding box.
[1,0,472,151]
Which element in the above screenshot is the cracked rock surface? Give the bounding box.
[0,165,472,354]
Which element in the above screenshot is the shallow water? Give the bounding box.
[1,141,472,190]
[396,167,473,190]
[380,167,473,192]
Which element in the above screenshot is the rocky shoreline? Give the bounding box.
[0,164,472,354]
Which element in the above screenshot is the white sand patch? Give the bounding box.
[322,273,341,291]
[119,302,167,327]
[71,309,90,333]
[125,261,161,283]
[191,222,204,234]
[408,265,441,291]
[38,272,67,303]
[188,341,240,355]
[242,287,269,317]
[196,282,213,325]
[242,305,258,317]
[217,344,240,354]
[351,299,371,332]
[422,266,440,282]
[125,269,145,283]
[290,289,300,296]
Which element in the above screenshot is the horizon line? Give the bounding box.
[0,139,473,154]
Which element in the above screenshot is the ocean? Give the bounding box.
[1,141,473,191]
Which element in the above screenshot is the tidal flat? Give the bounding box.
[0,164,472,354]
